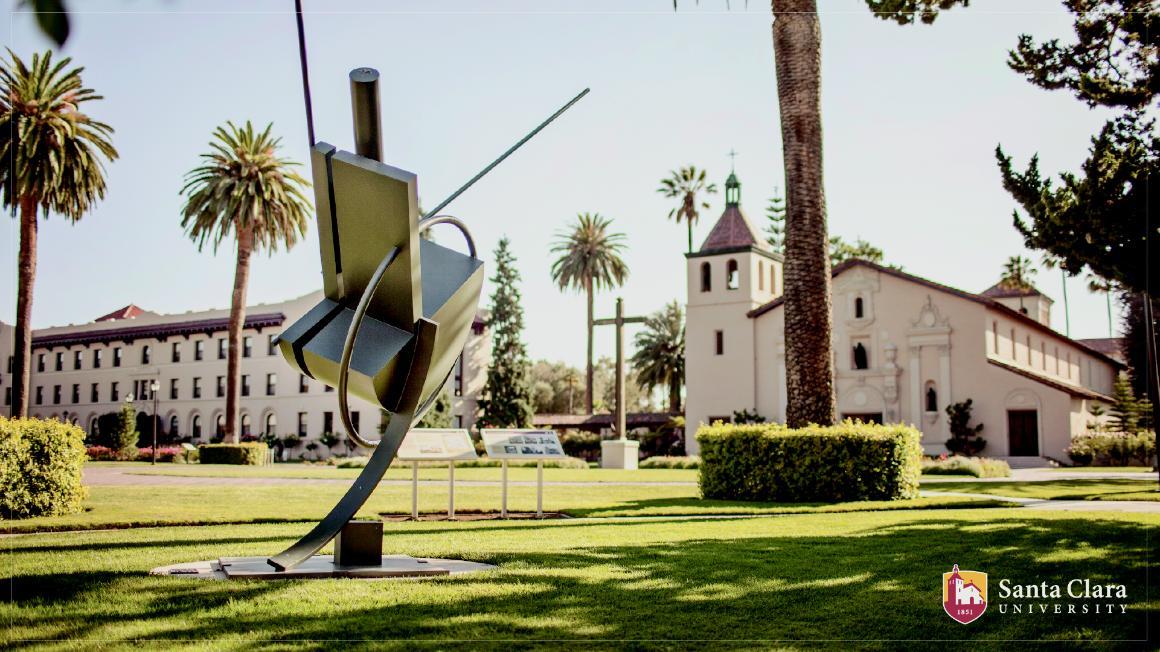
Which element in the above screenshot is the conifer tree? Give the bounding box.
[477,237,535,428]
[417,385,453,429]
[1109,375,1141,434]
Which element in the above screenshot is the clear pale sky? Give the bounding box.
[1,0,1122,369]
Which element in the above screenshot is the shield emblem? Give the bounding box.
[942,564,987,624]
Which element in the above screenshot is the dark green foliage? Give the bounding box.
[1109,375,1146,433]
[530,361,584,414]
[864,0,970,25]
[198,443,267,465]
[22,0,70,46]
[0,417,86,519]
[112,400,139,458]
[999,255,1037,290]
[764,193,785,251]
[1066,431,1155,466]
[945,399,985,456]
[318,432,341,449]
[630,301,685,413]
[696,422,922,502]
[731,408,765,424]
[829,237,886,266]
[417,385,453,429]
[560,430,601,461]
[478,237,534,429]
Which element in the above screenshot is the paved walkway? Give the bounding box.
[920,468,1156,483]
[917,490,1160,513]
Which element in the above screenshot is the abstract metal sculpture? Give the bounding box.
[266,68,587,571]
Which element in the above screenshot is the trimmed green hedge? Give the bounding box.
[696,421,922,502]
[198,442,268,465]
[0,417,87,519]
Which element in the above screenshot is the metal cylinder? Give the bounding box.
[349,67,383,162]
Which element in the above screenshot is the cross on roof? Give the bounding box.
[727,148,738,172]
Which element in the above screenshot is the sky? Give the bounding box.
[1,0,1125,370]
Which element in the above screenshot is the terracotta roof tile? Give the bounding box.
[699,205,764,253]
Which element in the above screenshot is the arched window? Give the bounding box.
[700,262,711,292]
[88,416,98,436]
[758,261,764,291]
[141,345,151,365]
[852,342,869,370]
[241,413,252,437]
[726,259,739,290]
[770,265,776,293]
[854,297,864,319]
[192,415,202,439]
[168,415,179,437]
[925,385,938,412]
[265,413,278,436]
[215,415,225,437]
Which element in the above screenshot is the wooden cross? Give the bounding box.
[593,298,647,440]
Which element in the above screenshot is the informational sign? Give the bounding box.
[481,430,567,459]
[397,429,478,461]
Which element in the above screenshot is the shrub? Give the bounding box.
[640,455,701,469]
[135,447,183,463]
[560,431,601,461]
[921,455,1010,478]
[696,421,922,502]
[85,445,117,461]
[198,442,268,465]
[112,399,139,459]
[1066,431,1155,466]
[0,417,87,519]
[945,399,985,456]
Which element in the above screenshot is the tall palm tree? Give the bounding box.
[550,213,629,414]
[1041,253,1071,336]
[1000,255,1037,290]
[658,166,717,253]
[180,121,311,442]
[1,50,117,417]
[630,301,685,413]
[772,1,835,426]
[1087,275,1116,337]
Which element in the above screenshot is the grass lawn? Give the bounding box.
[1052,466,1156,473]
[924,478,1160,501]
[3,509,1154,646]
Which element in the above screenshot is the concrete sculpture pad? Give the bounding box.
[151,555,497,580]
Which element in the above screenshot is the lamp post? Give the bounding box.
[150,379,160,465]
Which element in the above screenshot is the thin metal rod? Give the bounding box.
[421,87,590,221]
[416,214,477,259]
[350,67,383,162]
[411,461,419,520]
[536,460,543,518]
[294,0,315,146]
[501,460,508,519]
[448,462,455,519]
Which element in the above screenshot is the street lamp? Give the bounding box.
[150,379,160,465]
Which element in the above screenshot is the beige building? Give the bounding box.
[685,173,1121,462]
[0,292,489,455]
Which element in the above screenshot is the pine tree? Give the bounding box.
[113,398,139,459]
[417,385,453,428]
[477,237,535,428]
[765,193,786,252]
[1109,375,1141,433]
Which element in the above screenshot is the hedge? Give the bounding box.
[639,455,701,469]
[922,455,1011,478]
[198,442,268,465]
[1066,431,1156,466]
[0,417,87,519]
[696,421,922,502]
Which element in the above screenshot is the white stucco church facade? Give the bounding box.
[684,173,1121,462]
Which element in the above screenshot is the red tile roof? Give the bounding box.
[699,205,763,253]
[95,304,151,322]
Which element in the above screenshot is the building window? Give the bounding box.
[1041,342,1046,370]
[1054,347,1060,374]
[455,414,464,428]
[714,330,724,356]
[4,387,10,406]
[6,356,13,373]
[90,383,99,403]
[113,347,122,368]
[71,384,79,404]
[35,386,43,405]
[37,354,45,373]
[352,411,360,432]
[88,416,97,435]
[240,413,251,437]
[215,415,225,437]
[992,322,998,354]
[241,375,251,397]
[700,262,712,292]
[52,385,61,405]
[267,334,277,356]
[726,259,739,290]
[193,377,202,399]
[170,378,179,400]
[758,261,764,291]
[172,342,181,363]
[195,340,205,361]
[243,336,253,358]
[94,349,102,369]
[854,297,864,319]
[925,384,938,412]
[216,376,225,398]
[111,382,119,402]
[323,411,334,434]
[266,373,276,396]
[1026,335,1032,365]
[299,374,309,393]
[1010,329,1016,358]
[72,350,81,370]
[54,352,63,371]
[297,412,308,436]
[454,356,464,397]
[770,265,776,293]
[265,413,278,436]
[852,342,869,370]
[192,414,202,439]
[166,415,177,437]
[218,338,227,360]
[141,345,151,365]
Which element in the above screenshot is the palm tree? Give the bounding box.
[1041,253,1070,336]
[658,166,717,253]
[630,301,685,413]
[1087,275,1116,337]
[1000,255,1037,290]
[1,50,117,417]
[550,213,629,414]
[772,1,836,427]
[180,121,311,442]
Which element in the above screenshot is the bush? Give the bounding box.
[198,443,268,465]
[640,455,701,469]
[135,447,183,463]
[945,399,985,456]
[0,417,87,519]
[85,445,117,461]
[560,431,601,461]
[1066,431,1156,466]
[112,399,140,459]
[696,421,922,502]
[922,455,1010,478]
[635,430,684,458]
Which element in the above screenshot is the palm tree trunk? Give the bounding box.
[1060,268,1070,337]
[10,195,38,418]
[585,277,595,414]
[686,219,693,254]
[669,376,681,414]
[225,225,254,443]
[773,0,836,427]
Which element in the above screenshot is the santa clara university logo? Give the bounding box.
[943,564,987,624]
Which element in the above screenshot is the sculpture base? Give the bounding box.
[151,555,496,580]
[600,439,639,469]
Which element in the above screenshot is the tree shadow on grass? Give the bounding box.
[4,516,1153,648]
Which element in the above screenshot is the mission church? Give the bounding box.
[683,172,1122,462]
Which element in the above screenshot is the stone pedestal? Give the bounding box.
[600,439,639,469]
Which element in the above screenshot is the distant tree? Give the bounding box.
[1109,375,1142,433]
[417,385,453,429]
[658,166,717,254]
[764,192,786,252]
[630,301,686,413]
[945,399,985,456]
[1,50,118,417]
[1041,253,1071,336]
[830,237,886,266]
[731,408,766,425]
[595,357,654,414]
[1086,275,1117,338]
[530,360,585,415]
[999,256,1037,290]
[112,399,139,459]
[478,237,535,428]
[549,213,629,415]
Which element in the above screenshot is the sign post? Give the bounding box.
[482,429,566,519]
[396,429,477,520]
[411,461,419,520]
[500,460,509,518]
